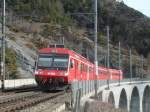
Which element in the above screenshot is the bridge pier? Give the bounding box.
[108,92,115,106]
[119,89,128,110]
[130,87,140,112]
[140,97,143,112]
[142,86,150,112]
[102,89,110,102]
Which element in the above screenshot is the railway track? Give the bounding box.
[0,86,39,98]
[21,92,71,112]
[0,90,66,112]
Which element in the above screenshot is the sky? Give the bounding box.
[123,0,150,17]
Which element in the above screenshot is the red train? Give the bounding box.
[33,45,123,90]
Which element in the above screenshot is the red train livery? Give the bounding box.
[33,46,123,90]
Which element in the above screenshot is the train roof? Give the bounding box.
[39,48,70,54]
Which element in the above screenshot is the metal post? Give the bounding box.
[118,41,121,86]
[129,49,132,83]
[106,25,110,89]
[141,55,144,79]
[62,36,65,45]
[104,56,107,67]
[94,0,98,99]
[1,0,6,91]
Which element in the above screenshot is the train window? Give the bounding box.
[81,64,83,72]
[38,56,53,67]
[70,62,73,68]
[70,60,74,68]
[91,67,93,73]
[78,63,81,72]
[89,67,91,73]
[53,58,68,68]
[85,65,87,73]
[84,65,87,72]
[98,70,100,74]
[82,64,84,72]
[87,66,90,75]
[38,54,69,70]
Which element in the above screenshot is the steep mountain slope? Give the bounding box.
[0,23,36,78]
[3,0,150,57]
[62,0,150,57]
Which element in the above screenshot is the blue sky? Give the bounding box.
[123,0,150,17]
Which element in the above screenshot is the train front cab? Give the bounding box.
[34,52,72,90]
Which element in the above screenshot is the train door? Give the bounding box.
[87,65,90,80]
[77,62,81,81]
[68,58,75,81]
[74,60,78,80]
[83,64,87,80]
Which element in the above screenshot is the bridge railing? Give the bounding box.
[71,80,112,111]
[71,78,150,111]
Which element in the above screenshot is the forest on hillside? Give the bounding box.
[2,0,150,58]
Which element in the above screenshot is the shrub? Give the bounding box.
[5,48,19,79]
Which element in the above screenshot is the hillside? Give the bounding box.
[3,0,150,57]
[0,0,149,78]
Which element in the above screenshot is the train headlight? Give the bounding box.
[60,72,65,75]
[34,71,39,75]
[34,70,43,75]
[47,72,55,75]
[60,72,68,76]
[64,73,68,76]
[48,72,51,75]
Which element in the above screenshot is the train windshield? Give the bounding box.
[37,54,69,70]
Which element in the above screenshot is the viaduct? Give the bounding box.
[71,79,150,112]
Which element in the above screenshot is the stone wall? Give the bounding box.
[84,100,128,112]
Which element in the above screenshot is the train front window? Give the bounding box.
[37,54,69,70]
[38,56,53,68]
[53,58,68,68]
